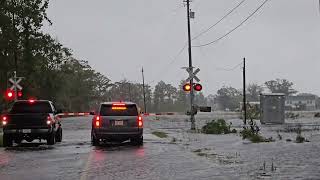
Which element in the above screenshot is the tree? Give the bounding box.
[247,83,264,102]
[153,81,177,112]
[216,86,241,111]
[264,79,297,96]
[194,92,206,106]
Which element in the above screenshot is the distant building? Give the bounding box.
[285,95,316,111]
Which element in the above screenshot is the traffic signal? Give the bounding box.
[18,91,23,97]
[193,83,202,91]
[183,83,192,92]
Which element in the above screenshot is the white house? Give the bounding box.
[285,95,316,111]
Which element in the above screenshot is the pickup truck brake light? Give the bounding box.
[2,116,8,126]
[47,116,52,125]
[94,116,101,127]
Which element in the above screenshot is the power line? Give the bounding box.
[146,44,187,84]
[193,0,271,48]
[215,62,242,71]
[192,0,247,41]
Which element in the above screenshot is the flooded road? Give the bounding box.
[1,114,320,179]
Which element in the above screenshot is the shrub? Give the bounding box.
[296,134,305,143]
[240,128,269,143]
[202,119,236,134]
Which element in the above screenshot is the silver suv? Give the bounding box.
[91,102,143,146]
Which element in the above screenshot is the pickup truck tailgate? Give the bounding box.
[6,113,48,129]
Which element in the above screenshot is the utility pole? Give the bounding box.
[243,58,247,125]
[185,0,196,130]
[141,67,147,113]
[14,71,18,102]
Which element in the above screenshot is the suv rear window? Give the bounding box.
[100,104,138,116]
[11,101,53,114]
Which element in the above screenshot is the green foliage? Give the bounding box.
[202,119,237,134]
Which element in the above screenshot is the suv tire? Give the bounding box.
[55,128,63,142]
[47,132,56,145]
[91,131,99,146]
[3,133,13,147]
[131,136,143,146]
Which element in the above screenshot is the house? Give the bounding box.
[285,95,317,111]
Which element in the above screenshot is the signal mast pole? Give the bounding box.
[185,0,196,130]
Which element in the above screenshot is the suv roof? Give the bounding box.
[101,102,137,105]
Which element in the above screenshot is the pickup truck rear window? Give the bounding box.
[100,104,138,116]
[10,101,53,114]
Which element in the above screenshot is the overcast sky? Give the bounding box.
[43,0,320,96]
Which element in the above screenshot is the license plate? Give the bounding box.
[22,129,31,133]
[114,120,123,126]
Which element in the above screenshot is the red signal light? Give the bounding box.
[18,91,22,97]
[194,84,202,91]
[183,83,192,92]
[5,89,14,101]
[8,92,13,97]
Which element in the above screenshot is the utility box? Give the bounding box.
[260,93,285,124]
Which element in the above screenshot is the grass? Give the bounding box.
[152,131,168,138]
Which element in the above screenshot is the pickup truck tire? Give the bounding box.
[91,132,99,146]
[14,138,23,144]
[131,136,143,146]
[3,133,13,147]
[55,128,62,142]
[47,132,56,145]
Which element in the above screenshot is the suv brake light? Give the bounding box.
[137,116,143,128]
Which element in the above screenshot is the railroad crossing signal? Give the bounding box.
[186,67,200,82]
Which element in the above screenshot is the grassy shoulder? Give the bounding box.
[152,131,168,138]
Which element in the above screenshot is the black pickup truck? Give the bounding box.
[1,100,62,147]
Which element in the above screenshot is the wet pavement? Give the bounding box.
[0,114,320,180]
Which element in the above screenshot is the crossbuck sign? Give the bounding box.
[186,67,200,82]
[9,78,23,90]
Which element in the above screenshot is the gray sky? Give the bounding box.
[43,0,320,96]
